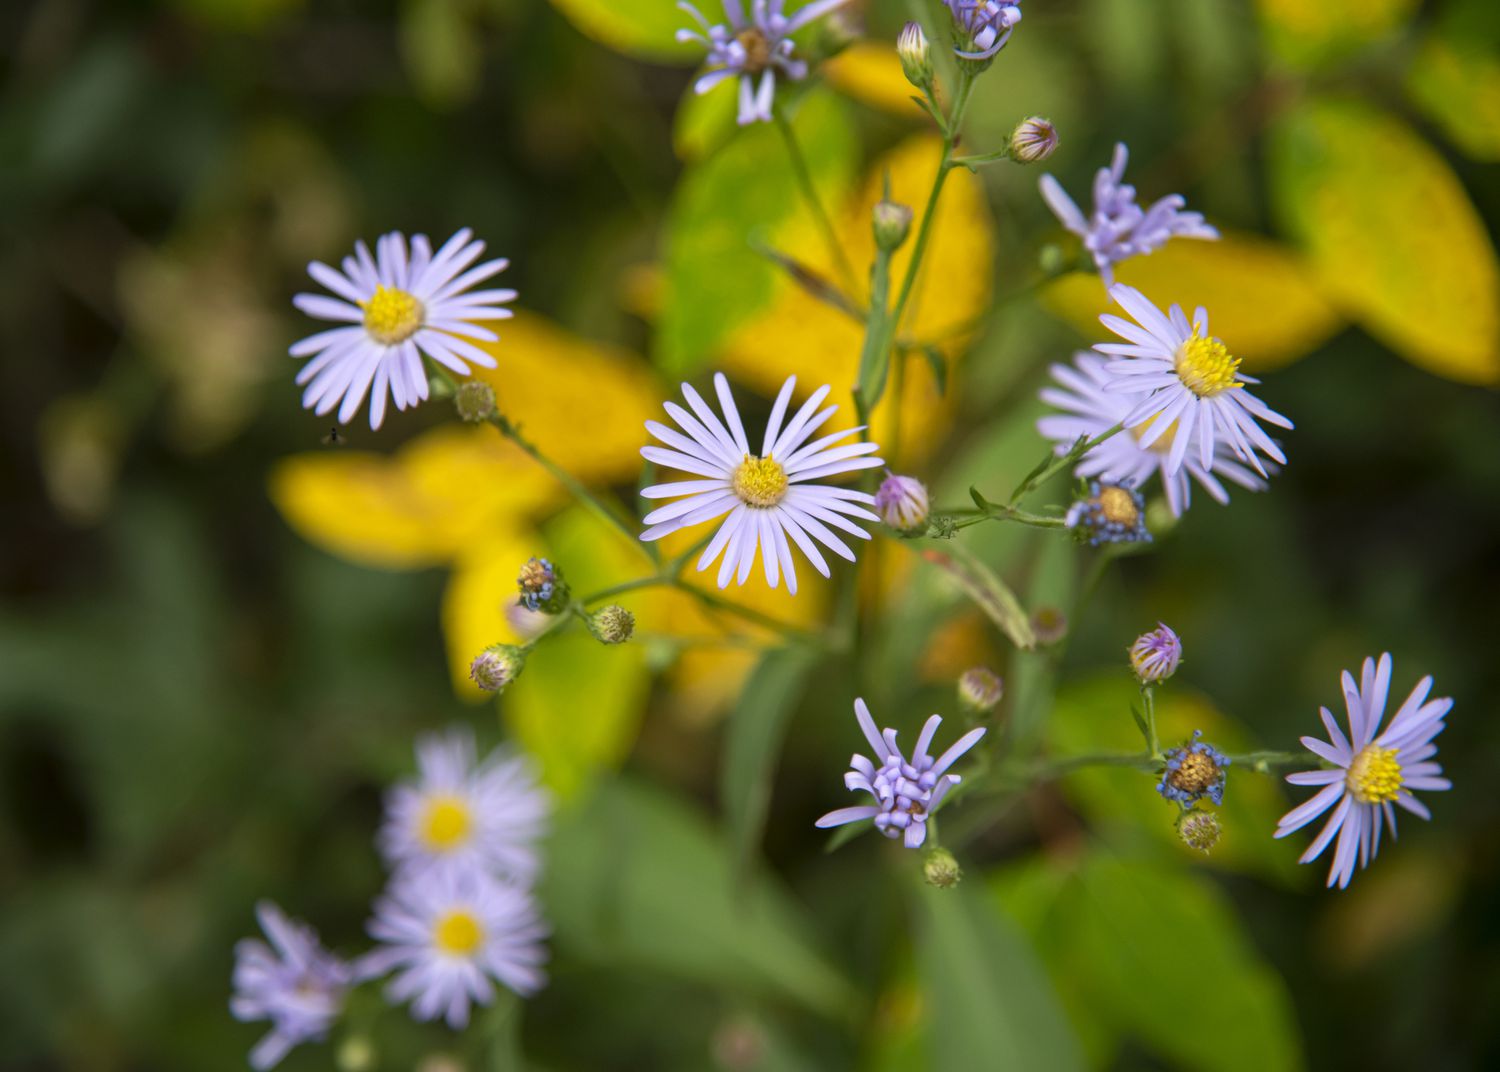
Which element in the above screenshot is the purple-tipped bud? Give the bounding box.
[958,667,1004,713]
[1009,116,1058,163]
[875,472,929,533]
[1130,622,1182,684]
[897,21,933,88]
[469,644,525,693]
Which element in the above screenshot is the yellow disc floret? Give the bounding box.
[1173,332,1242,398]
[419,796,473,852]
[1096,485,1140,526]
[1346,744,1403,804]
[433,909,484,956]
[732,454,789,507]
[362,284,425,345]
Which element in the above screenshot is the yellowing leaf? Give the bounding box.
[269,426,559,571]
[1256,0,1418,68]
[1042,231,1345,371]
[1271,98,1500,385]
[467,312,662,482]
[823,43,924,117]
[546,0,701,63]
[1407,36,1500,161]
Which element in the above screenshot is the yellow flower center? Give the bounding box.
[732,454,788,507]
[419,796,472,852]
[736,28,772,73]
[1346,745,1403,804]
[1096,486,1139,526]
[432,909,484,956]
[361,284,425,345]
[1173,332,1242,398]
[1131,413,1180,454]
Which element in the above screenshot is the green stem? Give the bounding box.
[1227,749,1307,772]
[1141,686,1161,758]
[949,506,1068,531]
[854,246,894,420]
[950,147,1015,168]
[774,108,858,296]
[1007,422,1125,505]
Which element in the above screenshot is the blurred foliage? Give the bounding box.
[4,0,1500,1070]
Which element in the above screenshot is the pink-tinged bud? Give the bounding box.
[1009,116,1058,163]
[875,473,930,533]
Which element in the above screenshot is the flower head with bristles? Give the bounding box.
[1157,731,1229,807]
[1065,479,1151,546]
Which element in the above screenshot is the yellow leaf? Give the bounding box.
[1271,98,1500,384]
[1407,37,1500,161]
[467,312,662,482]
[269,426,559,570]
[1041,231,1345,371]
[823,43,924,118]
[1256,0,1418,68]
[545,0,700,63]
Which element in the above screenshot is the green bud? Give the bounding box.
[923,847,962,889]
[873,200,914,253]
[454,380,496,422]
[469,643,525,693]
[336,1037,376,1072]
[897,21,933,90]
[589,604,635,645]
[1176,808,1222,854]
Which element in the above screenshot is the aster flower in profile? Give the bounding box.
[942,0,1022,61]
[1275,654,1452,890]
[378,727,549,884]
[1065,479,1150,546]
[231,902,352,1071]
[639,373,882,593]
[1038,352,1272,516]
[359,865,548,1028]
[1039,143,1218,285]
[1094,284,1292,480]
[1157,731,1229,807]
[676,0,852,125]
[1130,622,1182,684]
[292,229,515,429]
[815,698,985,849]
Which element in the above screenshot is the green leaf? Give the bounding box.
[673,75,740,161]
[656,90,857,376]
[921,345,948,395]
[913,881,1084,1070]
[546,0,702,63]
[400,0,482,107]
[720,647,815,878]
[544,778,856,1017]
[1405,1,1500,162]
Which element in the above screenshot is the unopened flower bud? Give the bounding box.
[1009,116,1058,163]
[1130,622,1182,684]
[923,847,962,888]
[517,556,568,614]
[897,21,933,89]
[589,604,635,645]
[336,1037,376,1072]
[455,380,496,423]
[874,472,928,532]
[958,667,1003,713]
[1176,808,1222,854]
[469,643,525,693]
[1031,606,1068,645]
[872,200,914,253]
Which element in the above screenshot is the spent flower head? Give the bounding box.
[1157,730,1229,807]
[815,698,985,849]
[1275,654,1452,889]
[1130,622,1182,684]
[1065,479,1150,546]
[291,229,514,429]
[1039,143,1217,284]
[517,557,568,614]
[231,902,352,1070]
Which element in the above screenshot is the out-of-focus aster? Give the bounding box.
[1157,730,1229,807]
[676,0,852,125]
[1094,284,1292,479]
[1038,352,1272,516]
[359,865,548,1028]
[1275,654,1452,890]
[639,373,882,593]
[1065,479,1150,546]
[378,727,549,884]
[815,698,985,849]
[1039,143,1218,284]
[231,902,352,1071]
[942,0,1022,61]
[291,229,515,429]
[1130,622,1182,684]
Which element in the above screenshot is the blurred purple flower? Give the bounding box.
[231,902,351,1070]
[942,0,1022,61]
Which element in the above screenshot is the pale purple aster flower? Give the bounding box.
[1039,143,1218,285]
[1130,622,1182,684]
[1275,654,1453,890]
[291,229,515,429]
[677,0,852,125]
[378,727,549,884]
[874,472,930,533]
[814,698,986,849]
[1093,284,1293,480]
[943,0,1022,60]
[358,864,548,1028]
[1038,351,1272,517]
[639,373,883,593]
[231,902,352,1070]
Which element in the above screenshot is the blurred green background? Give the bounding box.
[3,0,1500,1068]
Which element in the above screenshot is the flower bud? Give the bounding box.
[957,667,1003,713]
[874,472,928,532]
[923,847,962,888]
[872,200,914,253]
[589,604,635,645]
[1031,606,1068,646]
[469,643,525,693]
[1130,622,1182,684]
[897,21,933,89]
[1008,116,1058,163]
[517,556,569,614]
[455,380,496,423]
[336,1037,376,1072]
[1176,808,1222,854]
